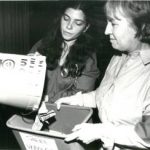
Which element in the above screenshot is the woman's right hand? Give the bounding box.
[55,92,84,110]
[55,97,73,110]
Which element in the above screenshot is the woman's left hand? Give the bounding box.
[65,123,101,144]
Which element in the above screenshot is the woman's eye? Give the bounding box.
[112,23,116,26]
[63,15,69,21]
[75,20,85,26]
[111,21,118,26]
[107,19,118,27]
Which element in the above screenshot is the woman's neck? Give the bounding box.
[128,43,150,55]
[64,40,76,48]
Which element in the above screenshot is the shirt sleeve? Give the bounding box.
[99,123,150,149]
[82,91,97,108]
[94,122,149,149]
[134,86,150,147]
[98,88,150,149]
[68,89,150,149]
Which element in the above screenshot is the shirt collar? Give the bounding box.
[140,49,150,65]
[125,49,150,65]
[62,40,76,49]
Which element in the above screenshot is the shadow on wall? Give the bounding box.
[0,1,30,54]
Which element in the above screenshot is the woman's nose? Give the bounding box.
[105,22,112,35]
[67,21,73,30]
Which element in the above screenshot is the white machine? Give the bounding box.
[0,53,46,111]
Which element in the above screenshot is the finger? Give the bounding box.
[83,138,94,144]
[27,53,34,56]
[55,101,61,110]
[83,140,91,144]
[65,132,79,142]
[35,52,41,56]
[72,124,83,131]
[72,123,87,131]
[55,98,70,110]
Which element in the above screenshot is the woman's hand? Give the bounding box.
[65,123,101,144]
[55,96,73,110]
[65,123,115,149]
[55,92,84,110]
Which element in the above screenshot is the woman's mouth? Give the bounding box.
[63,31,72,36]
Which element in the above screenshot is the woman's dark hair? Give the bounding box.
[104,0,150,44]
[37,1,97,77]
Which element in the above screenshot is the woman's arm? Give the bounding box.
[56,91,96,110]
[134,87,150,148]
[96,87,150,149]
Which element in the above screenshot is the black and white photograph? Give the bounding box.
[0,0,150,150]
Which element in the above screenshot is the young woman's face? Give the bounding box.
[105,9,142,53]
[61,8,88,41]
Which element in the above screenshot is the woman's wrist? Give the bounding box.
[71,92,84,106]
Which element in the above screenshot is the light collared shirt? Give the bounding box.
[77,49,150,149]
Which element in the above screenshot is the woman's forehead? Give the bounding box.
[64,8,85,20]
[106,9,121,21]
[106,6,129,21]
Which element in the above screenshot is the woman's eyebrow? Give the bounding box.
[63,13,70,18]
[107,15,121,22]
[75,19,85,22]
[106,15,113,21]
[107,15,115,20]
[63,13,85,23]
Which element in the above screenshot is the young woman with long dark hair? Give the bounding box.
[30,2,100,103]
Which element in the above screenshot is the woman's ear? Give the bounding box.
[83,24,90,33]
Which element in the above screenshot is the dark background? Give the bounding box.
[0,1,114,149]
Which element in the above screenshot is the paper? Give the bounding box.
[19,132,58,150]
[0,53,46,110]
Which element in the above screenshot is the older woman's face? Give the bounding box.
[61,8,88,41]
[105,10,142,53]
